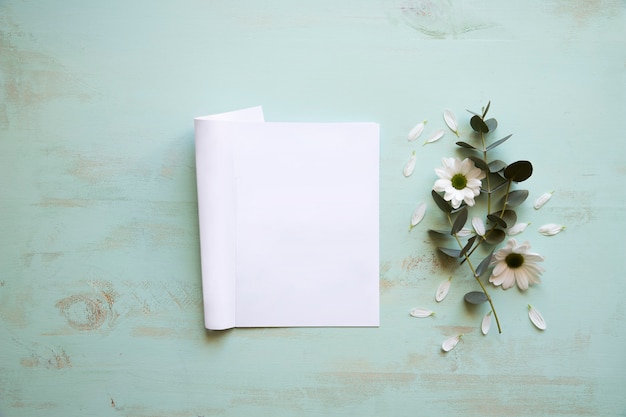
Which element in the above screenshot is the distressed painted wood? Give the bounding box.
[1,1,625,416]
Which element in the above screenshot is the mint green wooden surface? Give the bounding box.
[1,1,625,416]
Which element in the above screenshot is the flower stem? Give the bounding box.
[447,213,503,334]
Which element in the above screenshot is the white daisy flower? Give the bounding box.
[489,238,545,291]
[433,157,486,209]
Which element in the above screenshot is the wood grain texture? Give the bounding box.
[1,0,625,416]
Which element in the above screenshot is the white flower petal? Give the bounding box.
[528,304,546,330]
[424,129,445,145]
[441,334,462,352]
[410,202,427,230]
[507,222,530,236]
[409,308,434,318]
[443,109,459,136]
[481,311,492,335]
[472,216,485,236]
[403,151,416,177]
[534,191,554,210]
[435,278,451,302]
[407,120,427,142]
[538,223,566,236]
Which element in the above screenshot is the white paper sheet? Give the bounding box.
[195,107,379,330]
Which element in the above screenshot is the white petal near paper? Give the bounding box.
[424,129,445,145]
[410,202,426,230]
[408,121,426,141]
[410,308,434,318]
[403,151,416,177]
[443,110,459,136]
[528,305,546,330]
[195,107,379,329]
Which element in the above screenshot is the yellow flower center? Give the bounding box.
[505,253,524,269]
[451,173,467,190]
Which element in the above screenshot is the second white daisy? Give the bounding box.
[489,238,545,291]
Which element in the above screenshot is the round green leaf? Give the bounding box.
[451,206,468,236]
[470,115,489,133]
[501,209,517,226]
[475,250,494,278]
[484,118,498,132]
[487,214,507,228]
[468,156,489,173]
[485,228,506,244]
[456,141,478,150]
[504,160,533,182]
[503,189,529,208]
[488,160,507,173]
[464,291,488,305]
[431,190,452,213]
[438,247,462,258]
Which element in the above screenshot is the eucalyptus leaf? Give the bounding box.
[460,235,477,257]
[489,177,509,193]
[484,118,497,132]
[485,229,506,244]
[464,291,488,305]
[500,209,517,226]
[438,247,462,258]
[502,189,529,208]
[486,134,512,151]
[455,141,478,150]
[482,101,491,118]
[428,229,453,237]
[487,213,507,228]
[475,250,494,278]
[468,156,489,172]
[451,206,468,235]
[431,190,452,213]
[470,115,489,133]
[488,160,507,173]
[504,160,533,182]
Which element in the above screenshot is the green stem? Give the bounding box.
[447,213,502,334]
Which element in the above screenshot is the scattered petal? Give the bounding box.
[410,202,427,230]
[528,304,546,330]
[424,129,445,145]
[534,191,554,210]
[538,223,566,236]
[403,151,416,177]
[443,109,459,136]
[472,216,485,237]
[410,308,434,318]
[507,222,530,236]
[481,311,492,335]
[408,120,427,142]
[441,334,462,352]
[435,278,451,302]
